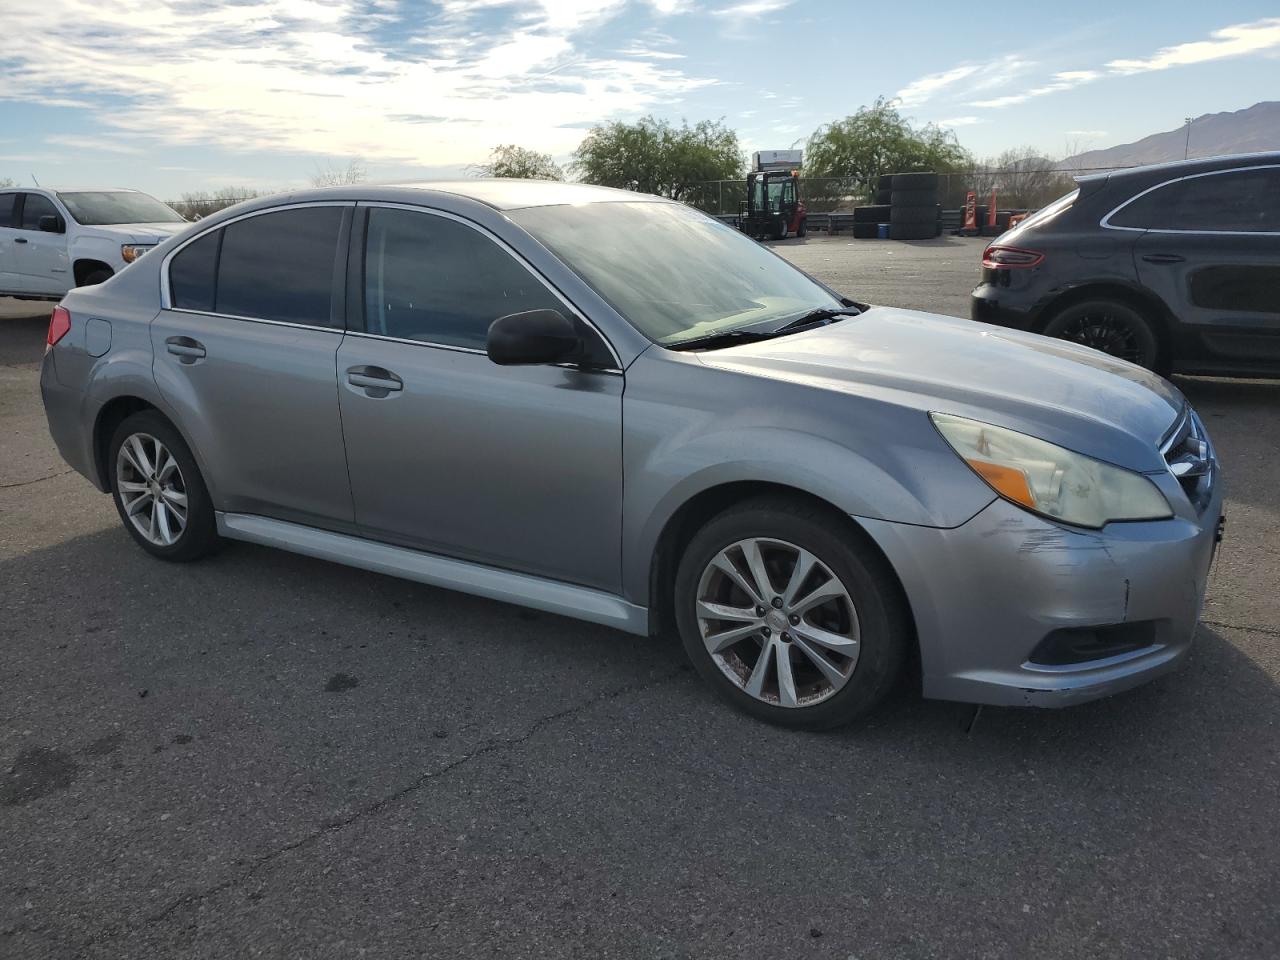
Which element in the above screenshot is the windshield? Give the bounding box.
[56,191,185,226]
[510,201,840,345]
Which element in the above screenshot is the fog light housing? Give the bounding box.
[1028,621,1158,666]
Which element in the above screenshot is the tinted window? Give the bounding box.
[0,193,14,228]
[170,230,221,313]
[215,207,343,325]
[1111,167,1280,231]
[19,193,58,230]
[363,207,562,349]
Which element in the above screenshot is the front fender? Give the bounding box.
[69,235,127,274]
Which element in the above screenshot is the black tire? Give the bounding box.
[109,411,220,562]
[674,496,910,730]
[796,218,807,238]
[852,222,879,239]
[890,188,938,207]
[888,172,938,189]
[1040,299,1162,370]
[875,188,893,205]
[81,269,113,287]
[889,222,935,241]
[876,174,894,192]
[853,204,890,223]
[889,205,938,225]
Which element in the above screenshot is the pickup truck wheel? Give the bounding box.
[81,269,113,286]
[674,497,908,730]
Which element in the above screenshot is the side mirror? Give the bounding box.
[38,215,64,234]
[487,309,583,366]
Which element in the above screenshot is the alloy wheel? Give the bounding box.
[115,432,189,547]
[1059,311,1144,363]
[695,537,861,708]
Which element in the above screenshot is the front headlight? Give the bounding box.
[121,244,156,263]
[931,413,1171,528]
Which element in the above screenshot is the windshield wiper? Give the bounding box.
[665,329,778,352]
[769,306,861,335]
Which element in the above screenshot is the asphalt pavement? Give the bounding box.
[1,239,1277,958]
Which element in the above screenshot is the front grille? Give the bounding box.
[1160,407,1216,512]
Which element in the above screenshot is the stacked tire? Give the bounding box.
[889,172,940,241]
[875,174,894,206]
[852,204,889,239]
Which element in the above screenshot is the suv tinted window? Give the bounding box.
[0,193,15,228]
[170,230,221,313]
[20,193,58,231]
[363,207,562,349]
[216,207,343,325]
[1111,167,1280,232]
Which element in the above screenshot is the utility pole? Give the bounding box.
[1183,116,1193,160]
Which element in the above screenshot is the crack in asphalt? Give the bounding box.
[0,468,74,489]
[125,666,686,934]
[1203,618,1280,639]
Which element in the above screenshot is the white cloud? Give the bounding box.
[936,116,983,127]
[44,134,144,154]
[895,65,980,108]
[0,0,716,169]
[710,0,792,17]
[1066,129,1107,138]
[1108,17,1280,74]
[970,70,1099,108]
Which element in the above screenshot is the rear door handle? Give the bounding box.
[14,237,27,244]
[346,365,402,396]
[1141,253,1186,264]
[165,336,206,363]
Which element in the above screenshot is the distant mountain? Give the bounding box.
[1062,101,1280,170]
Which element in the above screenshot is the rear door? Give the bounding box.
[11,193,71,295]
[152,203,357,529]
[1126,165,1280,372]
[0,192,18,290]
[335,204,624,591]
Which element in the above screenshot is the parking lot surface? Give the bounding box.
[2,237,1277,959]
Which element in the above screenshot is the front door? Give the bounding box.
[336,204,624,592]
[1131,165,1280,372]
[151,204,356,529]
[12,194,70,296]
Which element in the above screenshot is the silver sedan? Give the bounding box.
[40,180,1223,728]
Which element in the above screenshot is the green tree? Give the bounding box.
[474,144,563,180]
[0,177,15,187]
[804,97,972,198]
[572,116,745,203]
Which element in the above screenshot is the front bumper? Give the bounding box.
[857,475,1223,708]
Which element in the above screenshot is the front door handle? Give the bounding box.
[1141,253,1186,264]
[346,365,402,397]
[165,336,206,363]
[14,237,27,244]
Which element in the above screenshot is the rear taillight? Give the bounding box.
[982,246,1044,269]
[47,306,71,349]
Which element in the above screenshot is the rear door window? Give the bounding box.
[1111,167,1280,232]
[19,193,59,231]
[169,230,222,313]
[214,206,343,325]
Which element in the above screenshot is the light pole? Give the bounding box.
[1184,116,1193,160]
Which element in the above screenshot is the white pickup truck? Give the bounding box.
[0,187,187,299]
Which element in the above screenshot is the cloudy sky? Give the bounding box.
[1,0,1278,198]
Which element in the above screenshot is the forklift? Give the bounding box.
[739,160,807,240]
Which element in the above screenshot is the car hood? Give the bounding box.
[82,222,187,244]
[694,306,1184,473]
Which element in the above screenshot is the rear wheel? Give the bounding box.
[109,411,219,561]
[1041,299,1161,370]
[674,497,909,730]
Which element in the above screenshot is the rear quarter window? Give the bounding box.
[170,230,221,313]
[0,193,15,228]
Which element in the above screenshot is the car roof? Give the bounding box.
[254,179,666,212]
[1075,150,1280,185]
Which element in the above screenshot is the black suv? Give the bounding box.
[971,152,1280,377]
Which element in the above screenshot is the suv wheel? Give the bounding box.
[109,411,219,561]
[674,497,909,729]
[1041,299,1161,370]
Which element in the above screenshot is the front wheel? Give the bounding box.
[1041,299,1161,370]
[109,411,220,561]
[674,497,909,730]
